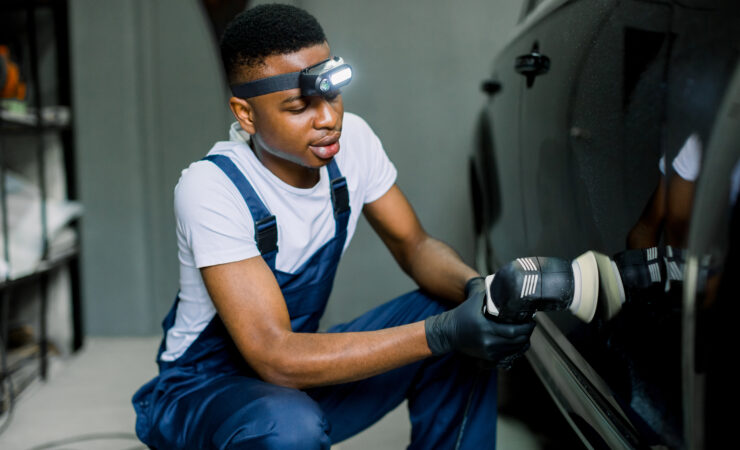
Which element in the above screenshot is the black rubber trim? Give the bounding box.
[533,319,646,449]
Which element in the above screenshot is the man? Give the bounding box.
[133,4,534,449]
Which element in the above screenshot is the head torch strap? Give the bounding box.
[230,71,301,99]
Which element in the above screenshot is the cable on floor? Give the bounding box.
[25,432,146,450]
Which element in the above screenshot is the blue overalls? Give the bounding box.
[132,154,499,449]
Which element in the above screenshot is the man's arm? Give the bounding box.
[201,257,432,390]
[201,184,527,390]
[363,184,480,303]
[627,176,666,249]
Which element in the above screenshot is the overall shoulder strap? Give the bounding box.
[327,159,351,233]
[203,155,278,259]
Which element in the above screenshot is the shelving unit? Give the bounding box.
[0,0,82,418]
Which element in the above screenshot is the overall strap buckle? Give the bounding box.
[255,215,278,254]
[330,177,350,218]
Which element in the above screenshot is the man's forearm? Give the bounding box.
[256,322,431,389]
[404,236,479,303]
[204,257,435,391]
[254,238,477,389]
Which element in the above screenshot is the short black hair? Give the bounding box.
[220,4,327,84]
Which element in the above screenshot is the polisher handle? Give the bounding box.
[482,257,580,323]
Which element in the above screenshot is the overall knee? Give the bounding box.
[261,403,330,449]
[224,390,331,450]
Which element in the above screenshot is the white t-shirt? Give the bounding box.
[161,112,397,361]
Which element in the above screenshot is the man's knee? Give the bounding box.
[220,389,331,449]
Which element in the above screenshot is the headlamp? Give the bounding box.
[231,56,353,99]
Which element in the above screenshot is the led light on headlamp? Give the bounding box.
[300,57,352,96]
[231,56,353,99]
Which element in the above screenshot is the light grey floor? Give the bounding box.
[0,337,541,450]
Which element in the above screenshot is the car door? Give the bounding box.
[473,14,529,270]
[511,0,682,447]
[517,0,673,259]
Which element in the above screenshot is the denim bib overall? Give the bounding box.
[132,154,499,449]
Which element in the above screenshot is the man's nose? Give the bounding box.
[313,98,340,129]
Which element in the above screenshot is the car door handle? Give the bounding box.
[515,51,550,87]
[481,79,501,96]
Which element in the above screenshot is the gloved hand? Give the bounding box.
[425,278,535,362]
[464,276,486,298]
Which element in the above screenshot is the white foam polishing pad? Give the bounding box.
[570,251,599,322]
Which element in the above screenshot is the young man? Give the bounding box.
[133,4,534,449]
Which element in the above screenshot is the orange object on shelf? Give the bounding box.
[1,45,27,100]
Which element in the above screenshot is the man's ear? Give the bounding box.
[229,97,256,135]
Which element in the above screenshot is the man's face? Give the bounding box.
[233,43,344,174]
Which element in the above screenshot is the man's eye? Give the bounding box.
[287,105,307,113]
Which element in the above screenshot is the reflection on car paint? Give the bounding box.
[470,0,740,447]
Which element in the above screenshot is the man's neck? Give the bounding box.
[250,138,320,189]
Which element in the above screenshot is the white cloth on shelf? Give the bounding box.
[0,171,83,279]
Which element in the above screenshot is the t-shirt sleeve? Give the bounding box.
[353,115,397,203]
[174,161,261,268]
[671,133,702,182]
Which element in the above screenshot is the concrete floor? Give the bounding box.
[0,337,542,450]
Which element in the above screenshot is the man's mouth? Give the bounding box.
[309,134,341,159]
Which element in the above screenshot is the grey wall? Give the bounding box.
[70,0,523,335]
[70,0,232,334]
[293,0,525,326]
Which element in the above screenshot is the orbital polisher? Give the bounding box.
[482,251,600,324]
[482,246,685,324]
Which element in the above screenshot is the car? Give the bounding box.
[469,0,740,448]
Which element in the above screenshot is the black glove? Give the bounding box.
[464,276,486,298]
[424,285,535,362]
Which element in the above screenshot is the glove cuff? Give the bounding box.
[424,314,452,355]
[464,276,485,298]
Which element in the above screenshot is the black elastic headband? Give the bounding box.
[230,57,352,99]
[230,71,301,99]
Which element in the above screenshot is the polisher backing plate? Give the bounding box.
[570,251,599,322]
[591,251,625,320]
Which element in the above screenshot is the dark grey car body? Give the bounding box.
[469,0,739,448]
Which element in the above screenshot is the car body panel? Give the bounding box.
[681,61,740,449]
[471,0,740,447]
[472,33,526,269]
